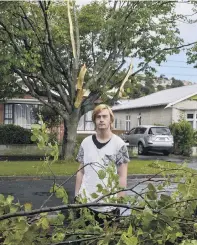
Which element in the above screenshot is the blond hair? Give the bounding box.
[92,104,114,129]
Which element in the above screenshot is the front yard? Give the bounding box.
[0,159,183,176]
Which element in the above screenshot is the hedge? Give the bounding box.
[0,124,33,144]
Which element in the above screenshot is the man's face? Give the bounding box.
[95,109,111,130]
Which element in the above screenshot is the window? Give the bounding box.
[187,114,194,119]
[125,115,131,131]
[4,104,13,124]
[186,112,195,129]
[134,127,146,134]
[84,110,94,130]
[139,127,147,134]
[149,127,171,135]
[128,128,135,135]
[4,103,38,129]
[134,128,140,134]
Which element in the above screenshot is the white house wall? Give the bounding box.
[175,100,197,110]
[113,106,173,130]
[172,100,197,123]
[173,99,197,129]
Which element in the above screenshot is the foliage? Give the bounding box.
[123,74,185,99]
[33,105,62,129]
[170,77,184,88]
[0,0,187,158]
[0,73,24,101]
[0,124,33,144]
[1,119,197,244]
[31,117,59,162]
[169,119,195,156]
[32,105,62,143]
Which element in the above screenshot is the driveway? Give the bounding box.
[135,152,197,171]
[136,152,188,163]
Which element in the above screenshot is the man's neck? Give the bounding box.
[96,129,112,143]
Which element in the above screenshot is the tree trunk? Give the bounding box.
[61,112,79,160]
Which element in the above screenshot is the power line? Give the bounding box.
[157,73,197,77]
[153,65,196,69]
[167,59,189,63]
[136,73,197,77]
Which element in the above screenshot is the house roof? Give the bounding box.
[112,84,197,111]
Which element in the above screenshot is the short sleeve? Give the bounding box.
[116,145,129,165]
[76,145,84,164]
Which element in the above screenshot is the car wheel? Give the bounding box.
[138,142,145,155]
[163,151,170,156]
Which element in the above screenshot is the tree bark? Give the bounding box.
[61,110,79,160]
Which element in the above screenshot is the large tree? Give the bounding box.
[0,0,195,158]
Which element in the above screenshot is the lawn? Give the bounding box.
[0,159,183,176]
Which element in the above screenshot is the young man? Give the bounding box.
[75,104,129,216]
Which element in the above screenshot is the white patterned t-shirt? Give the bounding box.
[76,134,129,212]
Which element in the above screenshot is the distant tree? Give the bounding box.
[170,77,184,88]
[157,84,165,91]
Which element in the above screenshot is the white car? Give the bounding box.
[120,125,174,156]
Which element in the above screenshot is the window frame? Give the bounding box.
[4,104,14,124]
[125,115,131,131]
[4,103,39,128]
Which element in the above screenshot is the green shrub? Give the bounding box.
[74,134,92,157]
[169,119,195,156]
[0,124,33,144]
[48,131,58,144]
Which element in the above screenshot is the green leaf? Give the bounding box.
[10,204,19,213]
[30,135,37,141]
[31,124,41,130]
[6,195,14,204]
[161,208,176,217]
[52,232,65,242]
[91,193,99,199]
[0,194,5,202]
[127,225,133,237]
[147,183,156,192]
[97,184,104,192]
[41,217,49,230]
[24,202,32,211]
[146,190,157,200]
[98,170,106,180]
[176,232,183,237]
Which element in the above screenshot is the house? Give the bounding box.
[112,84,197,131]
[0,95,95,140]
[0,95,41,129]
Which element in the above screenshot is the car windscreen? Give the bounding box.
[149,127,171,135]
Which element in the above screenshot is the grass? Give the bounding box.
[0,159,184,176]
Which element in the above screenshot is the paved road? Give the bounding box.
[0,177,172,210]
[0,177,138,208]
[0,177,76,208]
[0,153,195,210]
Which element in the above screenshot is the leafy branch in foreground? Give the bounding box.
[1,122,197,244]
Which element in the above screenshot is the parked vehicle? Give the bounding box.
[120,125,174,156]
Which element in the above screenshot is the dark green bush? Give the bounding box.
[0,124,33,144]
[169,120,195,156]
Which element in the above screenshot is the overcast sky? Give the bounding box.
[76,1,197,83]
